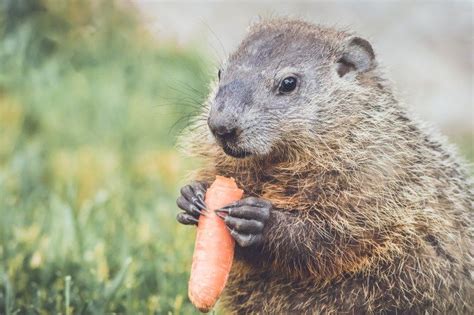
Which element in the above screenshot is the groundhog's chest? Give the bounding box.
[231,169,341,212]
[221,261,360,314]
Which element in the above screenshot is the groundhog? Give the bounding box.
[176,18,473,314]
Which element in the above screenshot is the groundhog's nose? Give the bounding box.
[208,119,240,143]
[213,125,239,142]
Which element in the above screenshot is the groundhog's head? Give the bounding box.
[206,19,379,159]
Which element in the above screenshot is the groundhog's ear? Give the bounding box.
[336,37,375,77]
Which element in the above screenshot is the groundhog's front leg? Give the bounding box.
[215,197,271,247]
[177,183,271,247]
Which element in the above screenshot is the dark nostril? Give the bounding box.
[213,126,238,141]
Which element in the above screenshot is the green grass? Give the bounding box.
[0,1,472,314]
[0,1,212,313]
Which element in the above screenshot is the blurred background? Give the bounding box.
[0,0,472,314]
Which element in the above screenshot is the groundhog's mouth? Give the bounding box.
[222,143,253,158]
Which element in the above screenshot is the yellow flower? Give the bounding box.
[30,251,43,268]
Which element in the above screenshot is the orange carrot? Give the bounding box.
[188,175,244,313]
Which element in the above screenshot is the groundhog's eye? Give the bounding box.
[218,69,222,81]
[278,76,297,94]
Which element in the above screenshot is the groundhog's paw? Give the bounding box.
[216,197,271,247]
[176,181,208,225]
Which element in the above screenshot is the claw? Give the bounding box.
[215,208,230,214]
[192,205,207,217]
[215,207,232,219]
[191,197,207,210]
[220,203,236,210]
[192,196,208,211]
[196,200,209,211]
[195,191,205,201]
[177,212,199,225]
[215,211,226,220]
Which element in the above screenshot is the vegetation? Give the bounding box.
[0,0,211,313]
[0,1,471,314]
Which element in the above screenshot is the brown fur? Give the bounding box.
[180,18,473,314]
